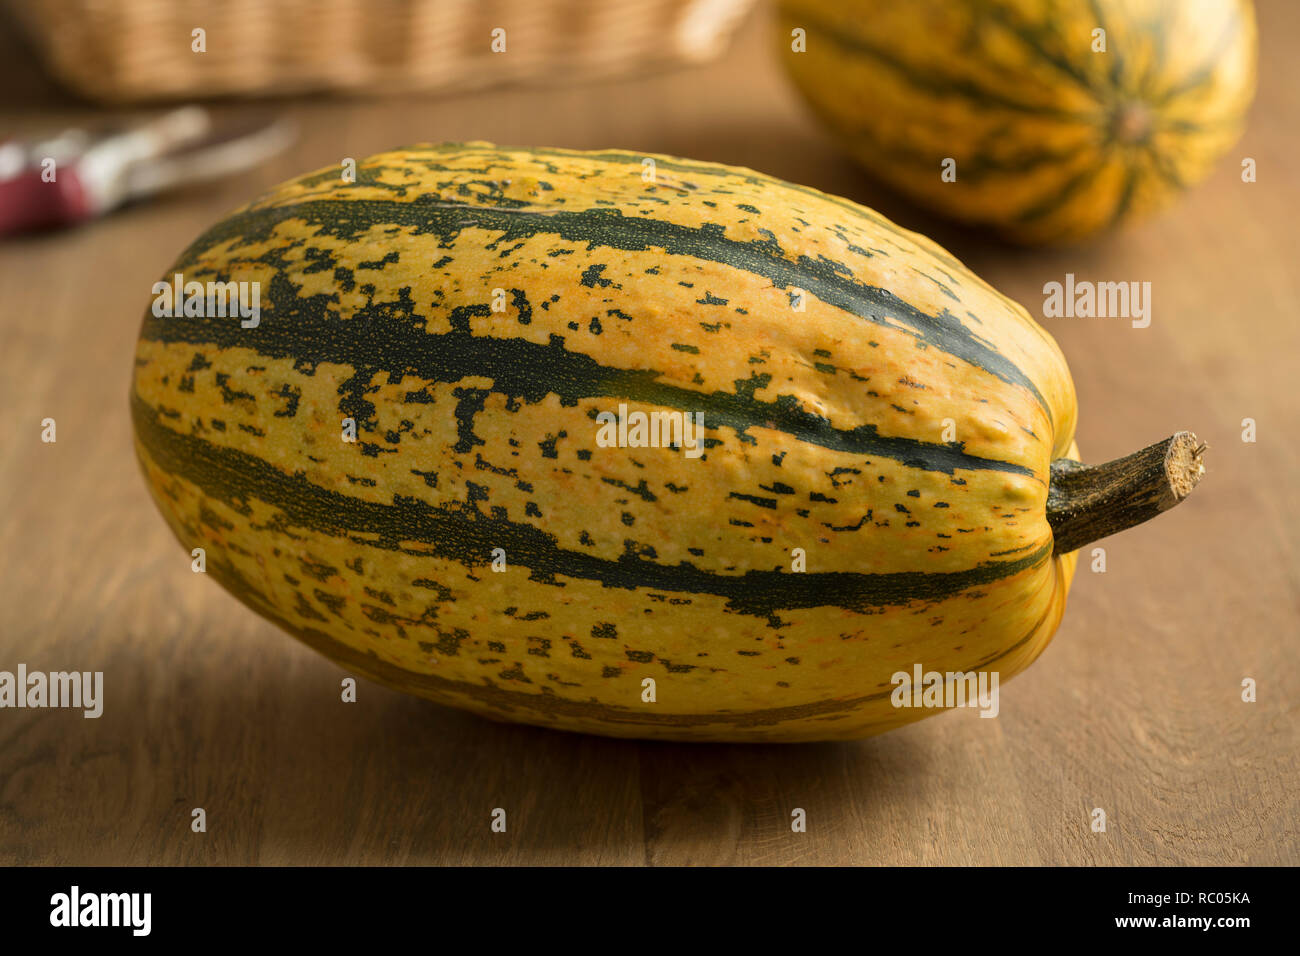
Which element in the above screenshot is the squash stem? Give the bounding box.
[1047,431,1205,555]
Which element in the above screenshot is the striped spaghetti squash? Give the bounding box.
[778,0,1257,243]
[131,143,1199,741]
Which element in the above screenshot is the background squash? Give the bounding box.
[131,144,1201,741]
[777,0,1257,244]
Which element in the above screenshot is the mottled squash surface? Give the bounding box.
[133,143,1080,741]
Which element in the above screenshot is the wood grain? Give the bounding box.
[0,2,1295,866]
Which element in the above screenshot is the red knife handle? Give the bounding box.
[0,169,93,236]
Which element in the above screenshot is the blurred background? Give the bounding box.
[0,0,1295,865]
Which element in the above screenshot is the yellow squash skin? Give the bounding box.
[778,0,1257,244]
[131,143,1079,741]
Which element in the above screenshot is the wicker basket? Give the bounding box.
[4,0,758,103]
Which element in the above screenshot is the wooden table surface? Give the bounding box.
[1,3,1296,867]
